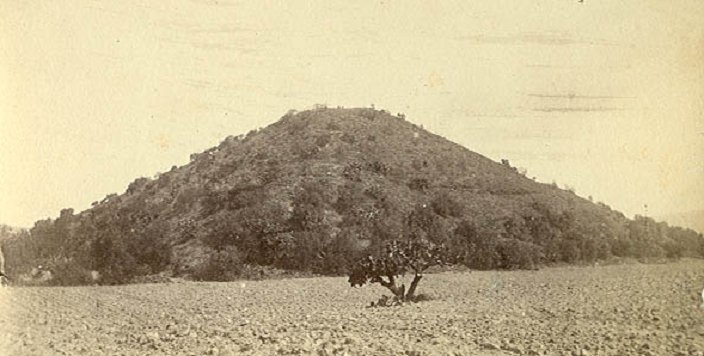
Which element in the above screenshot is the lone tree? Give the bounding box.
[348,239,446,303]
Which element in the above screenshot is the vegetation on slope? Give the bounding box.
[3,107,703,285]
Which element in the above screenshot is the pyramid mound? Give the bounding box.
[4,107,703,284]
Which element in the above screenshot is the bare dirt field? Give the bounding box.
[1,260,703,356]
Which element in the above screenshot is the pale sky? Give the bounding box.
[1,0,703,229]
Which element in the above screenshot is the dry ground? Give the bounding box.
[1,260,703,356]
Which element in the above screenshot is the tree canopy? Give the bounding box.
[348,239,446,304]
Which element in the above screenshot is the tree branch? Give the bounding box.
[378,277,392,289]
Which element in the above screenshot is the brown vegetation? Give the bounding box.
[1,108,702,285]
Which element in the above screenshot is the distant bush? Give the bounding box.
[130,225,172,273]
[340,133,356,144]
[360,109,377,120]
[174,186,205,212]
[292,141,319,159]
[430,192,463,218]
[90,235,137,285]
[363,184,385,201]
[450,220,500,269]
[610,238,633,257]
[315,134,331,147]
[192,246,243,281]
[558,239,581,263]
[578,236,611,262]
[202,214,240,249]
[496,239,543,270]
[342,163,363,182]
[451,218,555,270]
[290,182,328,231]
[366,161,391,175]
[293,231,362,275]
[126,177,150,195]
[408,178,430,191]
[47,259,94,286]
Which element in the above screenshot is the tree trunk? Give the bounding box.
[379,274,424,302]
[378,276,406,300]
[405,274,423,300]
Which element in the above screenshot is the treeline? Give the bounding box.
[2,175,702,286]
[7,176,702,286]
[448,209,704,270]
[3,198,171,285]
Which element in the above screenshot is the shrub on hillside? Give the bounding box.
[202,213,241,249]
[290,182,329,231]
[292,141,320,159]
[340,132,356,144]
[430,192,464,218]
[611,238,634,257]
[451,221,501,269]
[408,178,430,191]
[342,163,363,182]
[310,232,363,275]
[662,227,704,258]
[47,259,94,286]
[579,236,611,262]
[366,161,391,175]
[90,235,137,284]
[315,134,331,147]
[129,227,172,273]
[192,246,243,281]
[496,238,543,270]
[558,239,581,263]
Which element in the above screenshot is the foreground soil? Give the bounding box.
[1,260,703,356]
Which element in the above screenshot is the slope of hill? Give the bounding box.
[4,107,703,284]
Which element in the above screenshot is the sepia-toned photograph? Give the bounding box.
[1,1,703,355]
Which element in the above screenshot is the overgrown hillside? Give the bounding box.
[4,107,703,285]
